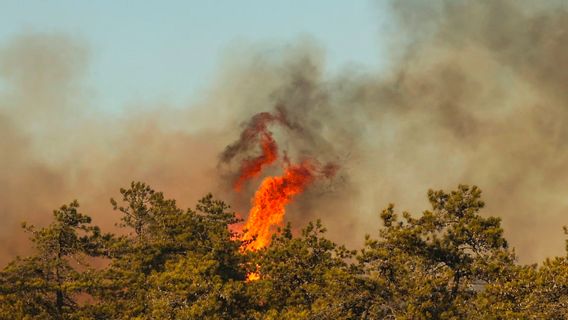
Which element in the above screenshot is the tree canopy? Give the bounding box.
[0,183,566,319]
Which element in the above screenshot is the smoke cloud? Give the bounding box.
[1,0,567,264]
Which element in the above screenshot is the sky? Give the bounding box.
[0,0,390,112]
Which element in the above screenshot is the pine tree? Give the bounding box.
[0,201,102,319]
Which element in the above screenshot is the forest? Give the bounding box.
[0,182,566,319]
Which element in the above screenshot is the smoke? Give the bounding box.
[0,33,228,264]
[220,110,291,191]
[1,0,568,264]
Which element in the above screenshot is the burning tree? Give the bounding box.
[0,183,567,319]
[221,110,339,253]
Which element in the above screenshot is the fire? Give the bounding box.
[233,132,278,191]
[241,161,315,251]
[221,110,339,280]
[246,272,260,282]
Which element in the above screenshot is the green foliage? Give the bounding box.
[356,185,516,319]
[1,183,567,319]
[0,201,102,319]
[245,221,357,319]
[93,182,247,319]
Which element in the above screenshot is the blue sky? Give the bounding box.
[1,1,391,112]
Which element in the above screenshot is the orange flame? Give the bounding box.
[246,272,260,281]
[223,110,338,280]
[233,132,278,191]
[241,161,315,251]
